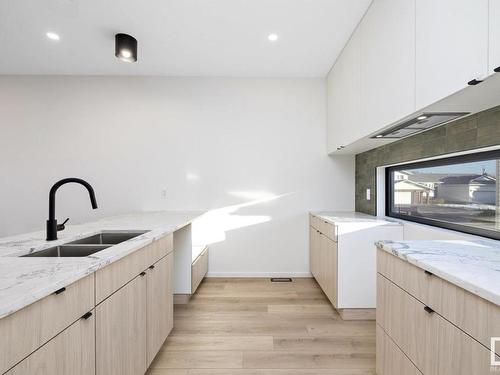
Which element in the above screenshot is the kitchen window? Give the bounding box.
[386,150,500,240]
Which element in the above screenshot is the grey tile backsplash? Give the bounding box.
[355,105,500,215]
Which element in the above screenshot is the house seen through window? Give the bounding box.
[387,151,500,239]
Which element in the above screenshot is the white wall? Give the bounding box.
[403,221,474,241]
[0,76,355,276]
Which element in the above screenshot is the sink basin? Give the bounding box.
[22,244,110,258]
[20,231,149,258]
[68,231,148,245]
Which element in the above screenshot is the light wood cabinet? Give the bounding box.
[95,234,172,304]
[96,274,147,375]
[378,249,500,353]
[377,249,500,374]
[360,0,416,133]
[320,233,337,307]
[309,226,320,280]
[147,253,174,366]
[377,273,438,373]
[376,325,422,375]
[191,247,208,294]
[415,0,489,109]
[0,274,94,374]
[1,234,176,375]
[309,219,337,307]
[5,312,95,375]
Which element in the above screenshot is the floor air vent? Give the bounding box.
[270,278,292,282]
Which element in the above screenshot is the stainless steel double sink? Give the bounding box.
[22,231,149,258]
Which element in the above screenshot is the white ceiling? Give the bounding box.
[0,0,371,77]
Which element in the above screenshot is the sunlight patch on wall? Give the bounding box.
[191,191,290,246]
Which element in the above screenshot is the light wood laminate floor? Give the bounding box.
[147,278,376,375]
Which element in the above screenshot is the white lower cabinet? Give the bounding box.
[309,213,403,319]
[5,313,95,375]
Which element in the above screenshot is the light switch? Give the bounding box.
[366,188,371,200]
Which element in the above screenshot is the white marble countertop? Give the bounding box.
[312,211,402,226]
[376,239,500,307]
[0,210,205,319]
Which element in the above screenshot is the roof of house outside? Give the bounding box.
[469,174,496,185]
[395,179,433,191]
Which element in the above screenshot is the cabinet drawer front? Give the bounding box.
[378,248,500,352]
[0,275,94,374]
[191,247,209,294]
[95,245,148,303]
[320,220,336,241]
[96,236,173,304]
[376,325,422,375]
[310,214,321,231]
[5,311,95,375]
[151,233,174,261]
[377,274,498,374]
[377,248,428,302]
[377,274,432,371]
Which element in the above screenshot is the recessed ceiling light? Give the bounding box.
[268,33,278,42]
[375,135,383,138]
[115,33,138,63]
[46,32,60,41]
[417,115,428,121]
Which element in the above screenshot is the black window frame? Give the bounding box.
[386,149,500,241]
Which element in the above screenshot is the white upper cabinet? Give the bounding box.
[327,0,495,154]
[489,0,500,74]
[327,28,362,153]
[415,0,489,109]
[360,0,416,134]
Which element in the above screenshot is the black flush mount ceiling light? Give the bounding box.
[115,33,137,62]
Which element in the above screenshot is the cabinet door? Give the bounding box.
[376,325,423,375]
[327,27,362,153]
[320,234,338,307]
[6,312,95,375]
[434,311,499,374]
[318,233,328,293]
[325,236,338,307]
[147,253,174,366]
[360,0,416,133]
[309,226,320,279]
[96,275,147,375]
[416,0,488,109]
[490,0,500,73]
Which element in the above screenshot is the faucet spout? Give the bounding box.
[47,178,98,241]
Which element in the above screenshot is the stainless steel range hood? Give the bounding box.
[371,112,470,139]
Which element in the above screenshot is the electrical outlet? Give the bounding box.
[161,190,167,200]
[366,188,371,201]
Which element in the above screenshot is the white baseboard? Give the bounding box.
[206,271,312,278]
